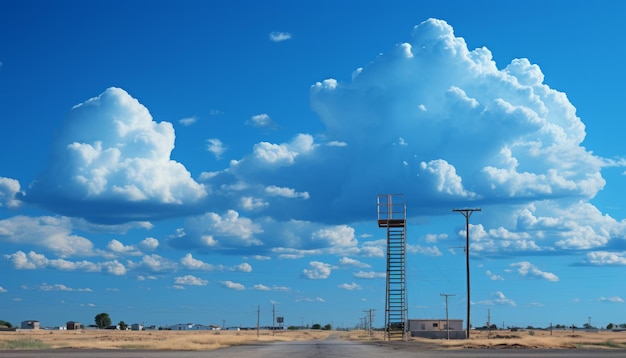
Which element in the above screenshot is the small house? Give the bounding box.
[66,321,81,330]
[20,320,40,330]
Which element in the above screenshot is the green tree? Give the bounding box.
[0,320,12,328]
[118,321,128,330]
[95,312,112,329]
[323,323,332,330]
[311,323,321,330]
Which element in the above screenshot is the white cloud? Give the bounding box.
[127,254,176,272]
[302,261,332,279]
[338,257,370,268]
[251,134,316,166]
[181,210,263,249]
[599,296,624,303]
[24,87,208,223]
[312,225,357,247]
[180,253,214,270]
[233,262,252,272]
[511,261,559,281]
[264,185,309,199]
[476,291,516,306]
[584,251,626,266]
[269,31,291,42]
[338,282,362,290]
[138,237,159,251]
[178,116,197,126]
[0,216,93,257]
[220,280,245,290]
[174,275,208,286]
[0,286,6,293]
[0,177,22,208]
[107,239,141,255]
[207,138,226,159]
[246,113,275,128]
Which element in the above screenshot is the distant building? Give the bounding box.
[20,320,40,330]
[131,323,144,331]
[66,321,81,330]
[408,319,465,339]
[168,323,217,331]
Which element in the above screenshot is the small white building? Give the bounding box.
[408,319,465,339]
[131,323,144,331]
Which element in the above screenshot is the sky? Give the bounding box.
[1,0,626,330]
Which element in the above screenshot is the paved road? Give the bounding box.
[3,339,626,358]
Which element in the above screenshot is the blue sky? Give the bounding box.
[1,0,626,330]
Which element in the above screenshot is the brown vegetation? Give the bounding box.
[1,328,626,351]
[0,329,336,351]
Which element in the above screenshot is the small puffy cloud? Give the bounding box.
[107,239,141,255]
[269,31,291,42]
[476,291,516,306]
[127,254,176,272]
[599,296,624,303]
[246,113,275,128]
[510,261,559,281]
[24,87,208,224]
[180,253,214,270]
[338,257,370,268]
[264,185,309,199]
[251,134,316,166]
[583,251,626,266]
[253,284,270,291]
[174,275,208,286]
[0,286,6,293]
[312,225,357,247]
[220,280,245,290]
[338,282,362,290]
[0,177,22,208]
[138,237,159,251]
[302,261,332,279]
[486,270,504,281]
[177,210,263,249]
[233,262,252,272]
[178,116,197,126]
[207,138,226,159]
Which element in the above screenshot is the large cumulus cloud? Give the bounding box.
[204,18,610,225]
[23,87,207,223]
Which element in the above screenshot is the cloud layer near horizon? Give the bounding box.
[5,18,625,259]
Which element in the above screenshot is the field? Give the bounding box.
[1,329,626,351]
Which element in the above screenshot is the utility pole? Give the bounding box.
[453,208,481,339]
[363,309,376,338]
[272,304,275,336]
[440,293,455,340]
[257,305,260,338]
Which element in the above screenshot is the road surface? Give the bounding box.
[3,339,625,357]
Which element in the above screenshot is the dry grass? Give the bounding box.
[2,329,626,351]
[411,330,626,350]
[0,329,336,351]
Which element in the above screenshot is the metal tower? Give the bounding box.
[377,194,407,341]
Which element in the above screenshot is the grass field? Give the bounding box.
[1,329,626,350]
